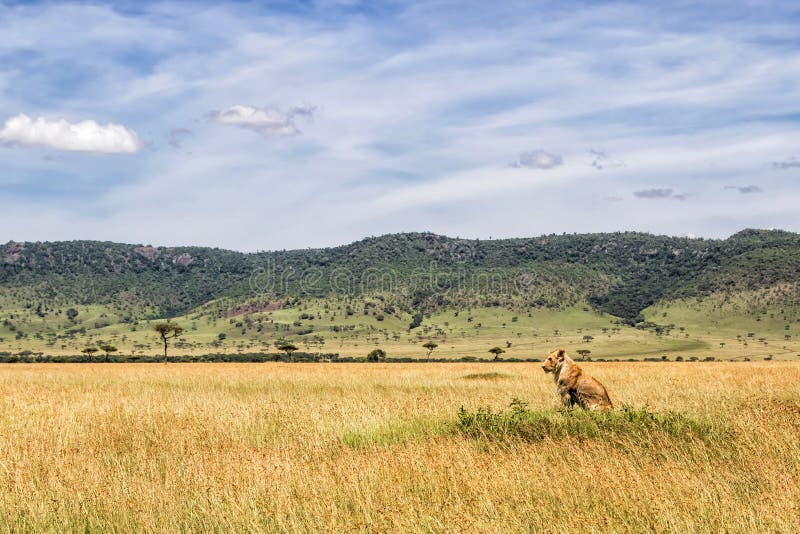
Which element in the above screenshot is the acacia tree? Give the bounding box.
[99,344,118,362]
[153,323,185,363]
[488,346,505,360]
[81,347,98,361]
[276,342,298,361]
[367,348,386,362]
[422,341,438,360]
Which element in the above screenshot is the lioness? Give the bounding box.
[541,348,613,410]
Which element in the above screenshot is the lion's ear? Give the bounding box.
[557,349,565,360]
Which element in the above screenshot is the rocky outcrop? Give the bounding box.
[134,246,160,261]
[3,241,26,265]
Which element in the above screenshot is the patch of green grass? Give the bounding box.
[343,400,730,452]
[644,289,800,339]
[341,418,453,449]
[461,372,514,380]
[456,399,727,445]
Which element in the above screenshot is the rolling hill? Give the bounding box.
[1,229,799,360]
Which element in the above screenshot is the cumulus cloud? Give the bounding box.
[210,104,315,136]
[725,185,762,193]
[773,159,800,169]
[168,128,193,149]
[0,113,140,153]
[634,188,687,201]
[510,149,563,169]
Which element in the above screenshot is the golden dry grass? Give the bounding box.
[0,362,798,532]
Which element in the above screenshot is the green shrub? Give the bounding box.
[456,399,726,445]
[367,348,387,362]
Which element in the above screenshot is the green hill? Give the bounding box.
[1,230,799,359]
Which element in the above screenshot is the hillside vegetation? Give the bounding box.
[1,230,799,359]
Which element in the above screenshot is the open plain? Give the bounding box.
[1,361,798,532]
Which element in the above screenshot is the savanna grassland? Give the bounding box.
[2,231,799,532]
[1,361,798,532]
[3,293,800,362]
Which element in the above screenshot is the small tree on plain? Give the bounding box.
[99,344,118,362]
[153,323,185,364]
[422,341,438,360]
[277,342,298,361]
[81,347,98,361]
[488,346,505,360]
[367,348,386,362]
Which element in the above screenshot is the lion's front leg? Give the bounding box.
[557,386,573,408]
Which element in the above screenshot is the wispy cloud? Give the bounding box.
[634,188,674,199]
[588,149,623,170]
[0,114,140,154]
[509,150,562,169]
[210,105,315,136]
[634,188,687,201]
[773,159,800,169]
[288,105,317,119]
[168,128,192,149]
[725,185,763,193]
[0,1,798,248]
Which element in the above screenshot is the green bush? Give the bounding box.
[456,399,726,444]
[367,348,387,362]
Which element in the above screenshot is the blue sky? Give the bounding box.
[1,0,799,250]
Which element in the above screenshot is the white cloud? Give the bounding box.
[0,114,140,153]
[210,105,314,136]
[510,150,563,169]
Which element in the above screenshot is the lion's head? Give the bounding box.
[542,348,566,373]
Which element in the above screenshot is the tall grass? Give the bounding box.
[0,362,798,532]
